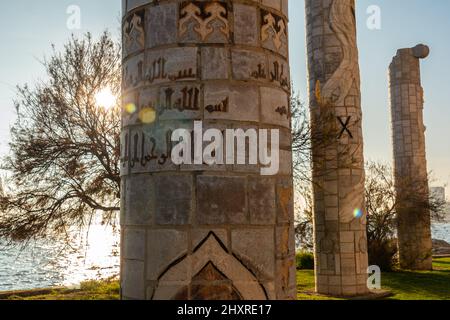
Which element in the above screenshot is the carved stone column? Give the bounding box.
[389,44,432,270]
[121,0,296,300]
[305,0,369,296]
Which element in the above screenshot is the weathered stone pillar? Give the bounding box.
[305,0,369,296]
[120,0,296,300]
[389,44,432,270]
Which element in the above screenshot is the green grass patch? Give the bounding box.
[297,258,450,300]
[382,259,450,300]
[296,270,343,300]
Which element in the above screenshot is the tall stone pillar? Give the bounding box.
[120,0,296,300]
[305,0,369,296]
[389,44,432,270]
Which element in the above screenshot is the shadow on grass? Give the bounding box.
[297,259,450,300]
[382,269,450,300]
[434,260,450,267]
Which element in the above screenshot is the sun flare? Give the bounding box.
[95,87,116,109]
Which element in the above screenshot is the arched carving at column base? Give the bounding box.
[152,233,267,300]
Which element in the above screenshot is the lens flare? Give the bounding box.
[353,208,363,219]
[125,103,137,114]
[139,107,156,124]
[95,87,116,109]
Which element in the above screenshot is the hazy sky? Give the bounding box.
[0,0,449,197]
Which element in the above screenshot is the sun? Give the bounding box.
[95,87,116,109]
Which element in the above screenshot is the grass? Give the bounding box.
[2,258,449,300]
[381,259,450,300]
[297,258,450,300]
[2,279,120,300]
[297,270,343,300]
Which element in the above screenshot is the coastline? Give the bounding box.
[2,257,450,300]
[0,222,448,294]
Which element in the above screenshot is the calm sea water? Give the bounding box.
[0,222,449,292]
[0,224,120,291]
[432,221,450,243]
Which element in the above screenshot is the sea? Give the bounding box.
[0,224,120,292]
[0,222,449,292]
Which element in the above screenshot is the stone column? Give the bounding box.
[121,0,296,300]
[305,0,369,296]
[389,44,432,270]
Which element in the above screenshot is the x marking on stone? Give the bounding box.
[337,116,353,139]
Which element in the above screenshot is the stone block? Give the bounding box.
[276,179,294,224]
[261,9,288,57]
[123,228,146,260]
[121,260,145,299]
[278,151,293,176]
[232,49,267,81]
[196,176,247,225]
[147,229,188,281]
[275,258,296,299]
[128,124,180,174]
[262,0,281,11]
[158,84,202,120]
[268,55,290,91]
[125,175,154,225]
[234,4,258,45]
[120,131,130,177]
[123,8,146,57]
[232,228,275,279]
[249,178,276,225]
[153,283,188,300]
[123,53,145,92]
[276,226,295,258]
[204,84,259,123]
[281,0,289,17]
[146,3,177,48]
[145,47,198,86]
[340,231,354,244]
[122,91,140,128]
[155,175,192,225]
[178,1,230,44]
[201,47,229,80]
[126,0,148,12]
[120,178,127,223]
[260,87,290,128]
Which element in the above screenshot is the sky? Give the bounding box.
[0,0,449,198]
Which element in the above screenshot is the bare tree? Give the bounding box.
[291,94,353,251]
[365,162,397,244]
[291,94,312,183]
[364,161,445,270]
[293,158,446,267]
[291,93,348,183]
[294,180,314,251]
[366,161,446,241]
[0,32,121,243]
